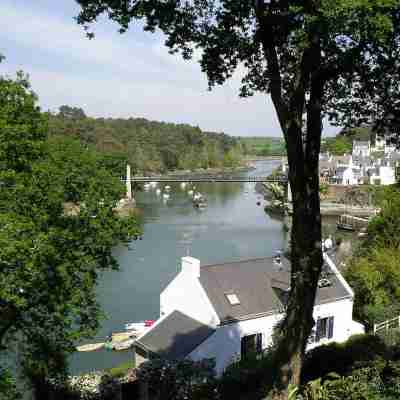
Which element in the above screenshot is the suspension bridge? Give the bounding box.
[126,175,288,183]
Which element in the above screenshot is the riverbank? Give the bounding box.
[140,164,256,178]
[245,155,286,161]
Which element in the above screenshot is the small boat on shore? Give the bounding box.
[76,342,105,352]
[125,320,155,332]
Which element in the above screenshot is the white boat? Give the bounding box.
[193,193,202,201]
[125,322,146,331]
[164,185,171,192]
[150,181,158,188]
[125,320,155,333]
[188,189,194,195]
[163,193,170,199]
[156,188,161,195]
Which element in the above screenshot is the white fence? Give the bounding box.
[373,316,400,335]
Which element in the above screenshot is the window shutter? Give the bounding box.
[241,337,246,359]
[315,319,321,342]
[256,333,263,353]
[328,316,334,339]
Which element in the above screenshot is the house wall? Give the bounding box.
[160,267,220,327]
[189,297,363,376]
[379,166,396,185]
[188,313,283,376]
[341,168,357,185]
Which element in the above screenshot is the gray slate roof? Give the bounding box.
[135,310,215,361]
[199,256,351,323]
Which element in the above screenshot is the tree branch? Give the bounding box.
[254,1,289,132]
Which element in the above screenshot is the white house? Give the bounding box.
[385,139,397,155]
[134,253,364,376]
[369,165,396,185]
[332,158,362,185]
[352,140,370,157]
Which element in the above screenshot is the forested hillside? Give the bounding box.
[238,136,286,156]
[48,106,243,174]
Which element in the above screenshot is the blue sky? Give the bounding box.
[0,0,338,137]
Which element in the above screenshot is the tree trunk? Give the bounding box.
[270,36,324,399]
[270,156,323,399]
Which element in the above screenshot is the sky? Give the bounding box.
[0,0,339,137]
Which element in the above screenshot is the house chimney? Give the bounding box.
[181,256,200,278]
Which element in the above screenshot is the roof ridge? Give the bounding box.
[201,256,277,269]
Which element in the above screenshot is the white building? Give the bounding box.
[385,139,397,155]
[352,140,371,157]
[332,158,362,185]
[134,254,364,376]
[369,166,396,185]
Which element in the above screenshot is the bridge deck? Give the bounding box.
[127,176,287,183]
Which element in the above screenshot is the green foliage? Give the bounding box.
[48,107,243,174]
[137,358,218,400]
[0,71,47,172]
[345,186,400,327]
[302,334,387,383]
[0,73,140,391]
[219,353,277,399]
[340,127,374,142]
[300,360,400,400]
[345,248,400,327]
[0,366,21,400]
[321,136,352,155]
[365,186,400,249]
[319,183,328,196]
[107,360,134,379]
[238,137,286,157]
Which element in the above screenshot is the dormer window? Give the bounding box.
[226,293,240,305]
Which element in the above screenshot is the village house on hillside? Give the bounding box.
[133,252,364,376]
[318,135,399,186]
[352,140,371,157]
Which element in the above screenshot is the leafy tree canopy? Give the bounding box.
[321,136,352,155]
[345,186,400,327]
[48,106,243,173]
[0,72,140,396]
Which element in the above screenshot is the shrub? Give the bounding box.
[136,358,218,400]
[301,334,387,383]
[219,352,276,399]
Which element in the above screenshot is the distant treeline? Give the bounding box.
[237,136,286,157]
[48,105,244,174]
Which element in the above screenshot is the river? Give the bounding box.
[70,159,349,375]
[69,159,291,374]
